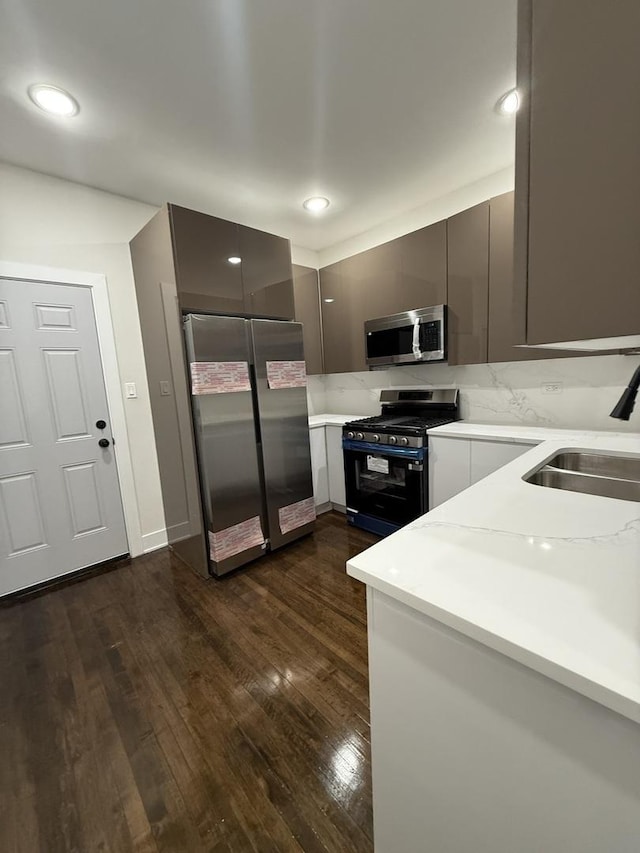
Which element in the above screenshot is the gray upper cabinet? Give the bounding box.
[488,191,532,364]
[239,225,295,320]
[319,222,447,374]
[488,191,584,364]
[397,221,447,311]
[447,202,490,365]
[514,0,640,346]
[320,255,367,374]
[353,241,400,322]
[292,264,323,375]
[169,205,244,314]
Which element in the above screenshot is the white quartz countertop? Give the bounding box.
[308,413,367,427]
[347,433,640,723]
[428,421,634,445]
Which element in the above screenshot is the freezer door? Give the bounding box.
[250,319,315,549]
[184,314,266,576]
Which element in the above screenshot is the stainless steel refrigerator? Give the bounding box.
[183,314,315,576]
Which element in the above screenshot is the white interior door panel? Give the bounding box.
[0,279,128,595]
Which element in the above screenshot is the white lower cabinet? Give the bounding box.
[309,426,330,509]
[429,435,533,510]
[325,424,347,511]
[470,439,530,485]
[428,437,472,509]
[367,587,640,853]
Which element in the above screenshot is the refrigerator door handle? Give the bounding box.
[249,363,263,447]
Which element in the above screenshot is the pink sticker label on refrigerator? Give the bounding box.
[278,496,316,535]
[266,360,307,390]
[190,361,251,395]
[208,516,265,563]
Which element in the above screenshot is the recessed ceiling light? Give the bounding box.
[323,298,335,303]
[496,88,520,115]
[227,256,242,264]
[303,196,330,213]
[28,84,79,117]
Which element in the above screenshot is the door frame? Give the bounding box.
[0,260,142,556]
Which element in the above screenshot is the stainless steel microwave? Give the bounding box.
[365,305,447,367]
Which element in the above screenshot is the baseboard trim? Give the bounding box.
[316,501,333,515]
[142,528,169,553]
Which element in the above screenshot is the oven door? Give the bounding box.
[343,439,427,533]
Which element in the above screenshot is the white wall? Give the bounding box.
[317,166,514,268]
[0,162,165,554]
[305,375,327,415]
[309,354,640,433]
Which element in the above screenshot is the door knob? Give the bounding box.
[98,438,110,448]
[96,419,106,430]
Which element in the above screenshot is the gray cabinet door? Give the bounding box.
[353,241,400,322]
[397,221,447,311]
[488,192,523,363]
[169,205,244,314]
[320,257,367,374]
[240,226,295,320]
[516,0,640,345]
[353,226,447,321]
[489,192,585,364]
[447,202,490,365]
[292,264,323,374]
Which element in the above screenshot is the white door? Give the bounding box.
[0,279,128,595]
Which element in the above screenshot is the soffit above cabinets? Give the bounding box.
[0,0,517,252]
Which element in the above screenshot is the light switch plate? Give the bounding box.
[125,382,137,399]
[159,380,171,396]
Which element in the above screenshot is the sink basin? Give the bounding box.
[546,451,640,482]
[524,450,640,503]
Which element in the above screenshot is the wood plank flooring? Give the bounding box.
[0,512,377,853]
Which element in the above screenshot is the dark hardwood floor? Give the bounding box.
[0,512,377,853]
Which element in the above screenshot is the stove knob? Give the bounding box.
[372,434,380,442]
[356,432,364,440]
[388,435,397,445]
[346,431,355,439]
[400,437,409,446]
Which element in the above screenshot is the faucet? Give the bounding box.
[610,363,640,421]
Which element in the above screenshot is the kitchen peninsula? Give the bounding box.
[348,434,640,853]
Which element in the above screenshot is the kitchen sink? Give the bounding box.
[524,451,640,503]
[546,451,640,482]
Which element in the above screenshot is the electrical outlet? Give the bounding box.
[125,382,137,399]
[541,382,563,395]
[159,380,171,396]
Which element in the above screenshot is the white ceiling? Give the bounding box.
[0,0,517,253]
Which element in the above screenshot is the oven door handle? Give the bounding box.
[342,439,426,461]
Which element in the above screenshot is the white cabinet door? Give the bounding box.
[428,437,471,510]
[309,426,329,508]
[325,425,346,510]
[470,440,531,485]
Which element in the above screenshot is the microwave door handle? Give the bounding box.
[412,320,422,360]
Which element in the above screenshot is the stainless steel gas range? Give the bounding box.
[342,388,459,536]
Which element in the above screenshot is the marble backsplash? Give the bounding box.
[306,354,640,433]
